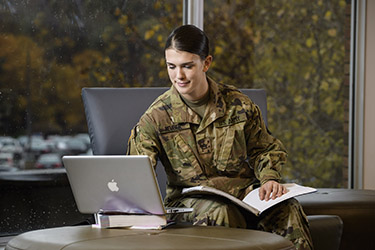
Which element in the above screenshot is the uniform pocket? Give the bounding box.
[172,134,201,182]
[216,121,247,174]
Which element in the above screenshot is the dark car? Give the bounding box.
[35,153,63,169]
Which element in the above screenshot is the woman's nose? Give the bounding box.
[177,68,185,79]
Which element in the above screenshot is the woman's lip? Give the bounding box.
[176,81,190,86]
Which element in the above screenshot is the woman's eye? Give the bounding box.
[168,65,175,69]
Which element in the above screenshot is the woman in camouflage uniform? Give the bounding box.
[127,25,313,250]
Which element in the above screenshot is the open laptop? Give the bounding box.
[62,155,193,215]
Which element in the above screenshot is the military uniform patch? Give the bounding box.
[197,137,211,154]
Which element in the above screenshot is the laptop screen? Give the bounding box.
[63,155,166,215]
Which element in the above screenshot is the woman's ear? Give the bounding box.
[203,55,213,72]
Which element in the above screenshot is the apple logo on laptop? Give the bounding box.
[107,179,119,192]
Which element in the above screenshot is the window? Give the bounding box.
[0,0,180,170]
[205,0,349,187]
[0,0,351,236]
[0,0,181,235]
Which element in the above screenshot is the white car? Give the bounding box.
[0,152,18,172]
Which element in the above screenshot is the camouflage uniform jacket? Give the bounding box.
[127,78,287,203]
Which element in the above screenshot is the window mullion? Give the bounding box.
[183,0,204,30]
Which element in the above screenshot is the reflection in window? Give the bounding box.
[205,0,348,187]
[0,0,181,171]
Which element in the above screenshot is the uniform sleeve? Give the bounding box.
[126,114,161,169]
[245,103,288,185]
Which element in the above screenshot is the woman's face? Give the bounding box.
[165,48,211,101]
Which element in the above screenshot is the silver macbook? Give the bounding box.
[62,155,192,215]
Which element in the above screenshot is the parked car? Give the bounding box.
[0,137,23,156]
[17,135,44,148]
[55,138,88,155]
[0,152,18,172]
[74,133,91,149]
[35,153,63,169]
[0,136,22,148]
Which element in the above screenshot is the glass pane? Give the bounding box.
[0,0,181,171]
[1,0,182,236]
[205,0,348,187]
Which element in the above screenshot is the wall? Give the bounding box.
[363,0,375,190]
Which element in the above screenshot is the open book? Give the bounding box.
[182,183,316,216]
[93,213,169,229]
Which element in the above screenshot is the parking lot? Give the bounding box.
[0,134,92,171]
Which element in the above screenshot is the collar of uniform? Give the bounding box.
[170,86,201,125]
[196,77,226,132]
[169,77,226,127]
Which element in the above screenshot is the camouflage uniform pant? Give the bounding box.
[167,196,313,250]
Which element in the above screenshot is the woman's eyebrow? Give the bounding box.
[181,61,195,66]
[166,61,194,66]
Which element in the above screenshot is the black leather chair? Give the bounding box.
[81,87,268,197]
[82,87,343,250]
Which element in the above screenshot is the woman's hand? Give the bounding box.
[259,180,288,201]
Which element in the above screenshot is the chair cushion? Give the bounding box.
[297,188,375,250]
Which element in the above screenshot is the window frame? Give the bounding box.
[349,0,366,189]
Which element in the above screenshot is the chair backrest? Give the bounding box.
[240,89,268,126]
[82,87,267,155]
[82,88,168,155]
[82,87,267,198]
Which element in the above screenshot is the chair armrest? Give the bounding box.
[307,215,343,250]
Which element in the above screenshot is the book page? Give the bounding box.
[242,183,317,214]
[182,183,316,216]
[181,185,260,215]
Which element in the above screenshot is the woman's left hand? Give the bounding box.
[259,180,288,201]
